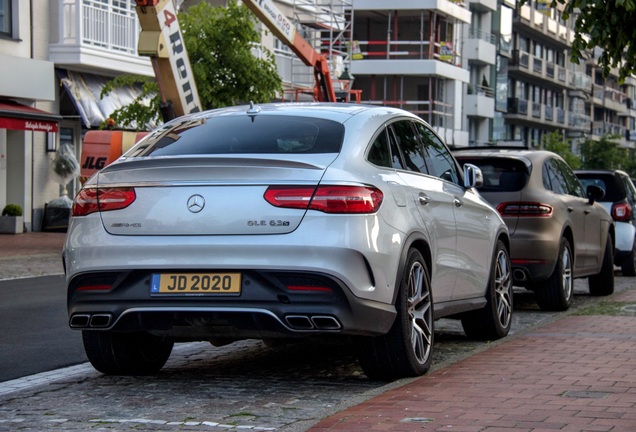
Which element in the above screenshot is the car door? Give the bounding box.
[558,160,603,269]
[412,122,493,300]
[544,158,599,271]
[389,119,457,302]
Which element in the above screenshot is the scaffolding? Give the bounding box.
[271,0,353,101]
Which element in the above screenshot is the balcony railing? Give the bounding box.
[353,40,461,66]
[60,0,140,55]
[468,28,496,44]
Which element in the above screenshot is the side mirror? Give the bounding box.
[587,184,605,204]
[463,163,483,188]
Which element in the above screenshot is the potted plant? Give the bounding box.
[0,204,24,234]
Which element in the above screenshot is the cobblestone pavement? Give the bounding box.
[0,233,634,431]
[1,279,628,431]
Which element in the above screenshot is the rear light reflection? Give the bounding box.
[76,284,113,291]
[72,187,136,216]
[264,185,383,214]
[611,201,631,222]
[496,202,553,217]
[286,285,333,292]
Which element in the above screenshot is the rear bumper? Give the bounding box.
[67,269,396,338]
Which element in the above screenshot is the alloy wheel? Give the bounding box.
[407,261,433,365]
[561,246,573,302]
[494,248,513,329]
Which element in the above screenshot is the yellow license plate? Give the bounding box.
[150,272,241,294]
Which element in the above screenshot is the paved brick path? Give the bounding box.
[309,313,636,431]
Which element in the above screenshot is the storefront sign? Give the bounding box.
[0,117,58,133]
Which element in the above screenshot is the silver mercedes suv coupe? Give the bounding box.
[65,103,512,380]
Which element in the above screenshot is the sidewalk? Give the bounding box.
[309,288,636,432]
[1,232,635,431]
[0,231,65,279]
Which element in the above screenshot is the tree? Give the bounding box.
[541,130,581,169]
[537,0,636,81]
[101,0,282,130]
[579,134,626,170]
[180,0,281,108]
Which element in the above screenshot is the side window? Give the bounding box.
[367,129,392,168]
[543,159,566,194]
[555,159,585,197]
[413,122,459,184]
[390,121,429,173]
[0,0,13,38]
[621,175,636,205]
[387,126,405,169]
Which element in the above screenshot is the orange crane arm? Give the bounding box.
[242,0,337,103]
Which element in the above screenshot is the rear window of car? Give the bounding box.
[576,173,625,202]
[456,157,529,192]
[127,115,345,157]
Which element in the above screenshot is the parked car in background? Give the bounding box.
[575,169,636,276]
[65,103,512,381]
[453,148,615,311]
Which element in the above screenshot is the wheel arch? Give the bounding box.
[562,225,575,264]
[391,232,432,305]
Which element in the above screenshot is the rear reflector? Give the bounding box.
[76,284,113,291]
[286,285,333,292]
[611,201,631,222]
[264,185,383,214]
[72,187,136,216]
[496,202,553,217]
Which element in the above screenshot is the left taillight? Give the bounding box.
[264,185,383,214]
[72,187,136,217]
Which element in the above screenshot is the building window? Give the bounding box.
[0,0,11,37]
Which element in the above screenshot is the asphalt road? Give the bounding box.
[0,275,86,382]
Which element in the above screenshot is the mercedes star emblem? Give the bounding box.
[187,194,205,213]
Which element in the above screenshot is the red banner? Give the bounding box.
[0,117,58,133]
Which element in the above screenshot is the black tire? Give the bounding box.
[589,234,615,296]
[535,237,573,311]
[621,242,636,277]
[82,331,173,375]
[461,240,513,340]
[357,248,433,381]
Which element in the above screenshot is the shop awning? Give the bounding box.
[0,100,61,133]
[58,69,156,130]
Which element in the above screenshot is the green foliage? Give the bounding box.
[101,1,282,130]
[541,131,581,169]
[2,204,22,217]
[180,0,282,108]
[99,75,161,131]
[579,134,627,170]
[535,0,636,81]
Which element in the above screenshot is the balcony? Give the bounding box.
[509,50,570,89]
[465,85,495,118]
[515,4,573,49]
[50,0,152,77]
[506,98,568,127]
[592,85,629,113]
[464,28,496,65]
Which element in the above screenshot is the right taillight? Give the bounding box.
[496,202,553,217]
[611,201,632,222]
[264,185,383,214]
[72,187,136,217]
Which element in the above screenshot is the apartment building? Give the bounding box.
[0,0,152,231]
[1,0,60,232]
[347,0,470,146]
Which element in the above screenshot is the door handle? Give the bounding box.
[454,198,463,207]
[567,207,574,212]
[418,193,431,205]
